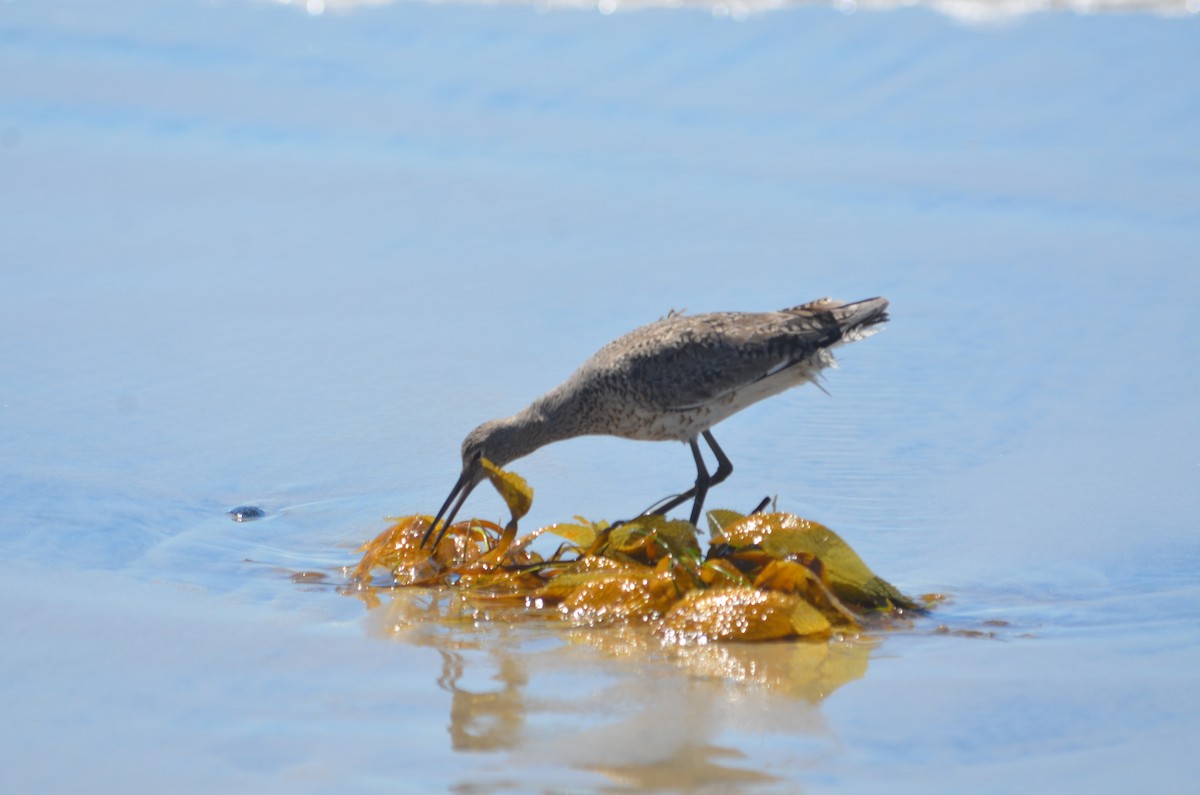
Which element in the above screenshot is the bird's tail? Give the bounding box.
[788,296,890,344]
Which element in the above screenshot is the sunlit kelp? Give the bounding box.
[351,459,920,642]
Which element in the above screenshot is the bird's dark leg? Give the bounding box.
[701,430,733,489]
[644,431,734,525]
[641,438,707,520]
[685,437,712,526]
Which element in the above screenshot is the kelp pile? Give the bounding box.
[351,459,922,643]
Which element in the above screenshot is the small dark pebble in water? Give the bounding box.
[229,506,266,522]
[291,571,327,584]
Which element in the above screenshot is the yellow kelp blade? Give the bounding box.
[753,559,861,627]
[481,457,533,522]
[698,557,752,589]
[541,517,605,549]
[594,515,702,565]
[353,515,495,585]
[529,557,640,604]
[559,570,658,625]
[658,587,831,644]
[717,513,917,610]
[705,508,747,537]
[472,458,534,562]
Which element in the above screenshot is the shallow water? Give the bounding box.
[3,1,1199,792]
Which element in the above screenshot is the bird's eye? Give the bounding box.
[471,450,483,462]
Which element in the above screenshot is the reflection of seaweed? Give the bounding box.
[706,639,868,702]
[364,589,872,791]
[576,625,875,702]
[365,588,873,695]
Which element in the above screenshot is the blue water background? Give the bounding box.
[2,1,1198,792]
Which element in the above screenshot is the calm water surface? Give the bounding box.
[2,1,1198,792]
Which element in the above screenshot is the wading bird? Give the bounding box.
[424,296,888,547]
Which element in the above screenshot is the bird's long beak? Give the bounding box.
[421,464,479,549]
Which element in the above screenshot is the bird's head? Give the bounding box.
[460,417,528,471]
[422,417,530,548]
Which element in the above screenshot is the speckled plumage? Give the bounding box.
[426,297,888,544]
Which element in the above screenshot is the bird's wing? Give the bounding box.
[614,311,842,411]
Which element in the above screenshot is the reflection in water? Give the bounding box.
[572,623,872,702]
[362,588,872,791]
[442,649,528,752]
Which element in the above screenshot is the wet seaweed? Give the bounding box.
[350,459,923,643]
